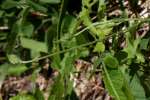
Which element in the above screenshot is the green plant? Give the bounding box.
[0,0,150,100]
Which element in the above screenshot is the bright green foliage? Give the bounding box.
[20,37,48,53]
[123,35,141,59]
[7,54,21,64]
[0,64,28,76]
[0,0,150,100]
[104,54,119,69]
[94,42,105,53]
[7,64,27,76]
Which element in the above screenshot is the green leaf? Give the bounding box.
[6,21,20,54]
[7,54,21,64]
[57,0,69,39]
[21,22,34,38]
[124,37,141,59]
[104,54,119,69]
[79,9,97,38]
[136,52,145,63]
[61,52,74,76]
[48,95,56,100]
[76,33,88,45]
[26,0,47,13]
[39,0,61,4]
[103,63,135,100]
[140,39,149,50]
[115,51,128,63]
[1,0,20,9]
[124,22,141,59]
[96,21,115,38]
[129,74,146,100]
[66,80,73,95]
[0,10,4,16]
[0,63,28,76]
[123,43,135,59]
[0,64,8,87]
[79,49,89,57]
[7,64,28,76]
[45,24,57,53]
[98,0,106,18]
[34,88,45,100]
[0,64,10,76]
[51,45,62,70]
[50,75,64,99]
[94,42,105,53]
[10,94,35,100]
[20,37,48,53]
[51,57,61,70]
[61,15,77,34]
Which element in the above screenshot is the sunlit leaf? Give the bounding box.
[7,54,21,64]
[96,21,116,38]
[136,52,145,63]
[124,38,141,59]
[123,43,135,59]
[0,63,28,76]
[7,64,28,76]
[20,37,48,53]
[94,42,105,53]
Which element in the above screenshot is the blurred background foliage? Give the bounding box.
[0,0,150,100]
